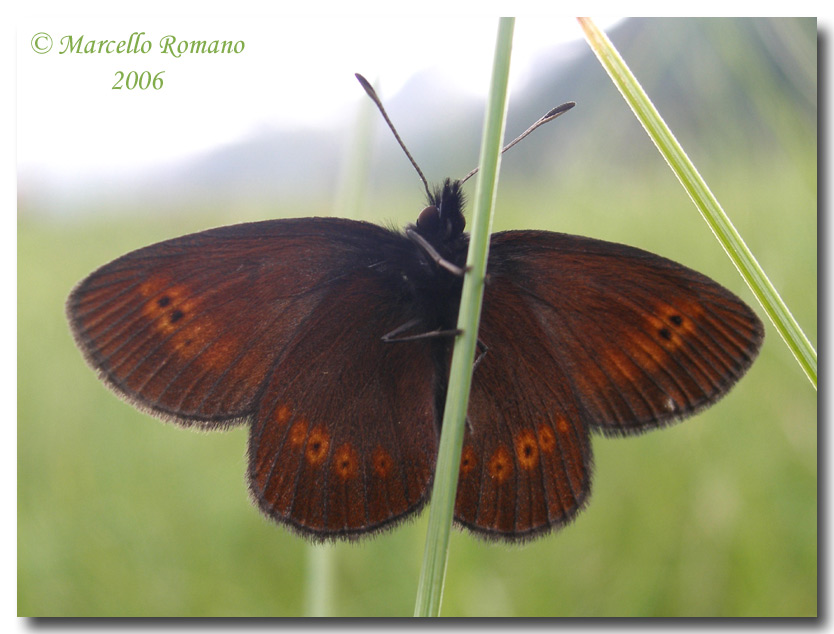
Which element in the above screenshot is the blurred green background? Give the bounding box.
[18,18,816,616]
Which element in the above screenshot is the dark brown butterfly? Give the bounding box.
[66,76,763,542]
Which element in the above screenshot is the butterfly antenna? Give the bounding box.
[460,101,576,185]
[355,73,432,200]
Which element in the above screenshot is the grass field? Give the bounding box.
[19,157,816,616]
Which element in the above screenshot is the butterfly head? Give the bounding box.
[415,178,466,245]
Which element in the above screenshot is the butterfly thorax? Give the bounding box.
[403,178,469,329]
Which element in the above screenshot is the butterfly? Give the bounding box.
[66,75,764,542]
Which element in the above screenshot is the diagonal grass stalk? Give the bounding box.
[577,17,817,389]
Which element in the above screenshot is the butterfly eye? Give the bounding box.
[416,205,441,235]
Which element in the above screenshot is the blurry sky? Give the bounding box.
[17,16,623,184]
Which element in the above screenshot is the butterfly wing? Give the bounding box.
[247,263,438,538]
[454,278,592,540]
[68,217,439,538]
[454,230,763,539]
[486,230,764,434]
[66,218,402,426]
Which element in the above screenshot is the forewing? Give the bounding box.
[66,218,405,427]
[485,231,764,436]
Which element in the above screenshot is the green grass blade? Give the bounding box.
[577,17,817,389]
[304,543,334,616]
[413,17,515,617]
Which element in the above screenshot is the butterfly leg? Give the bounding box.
[382,318,461,343]
[473,339,488,372]
[405,228,468,277]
